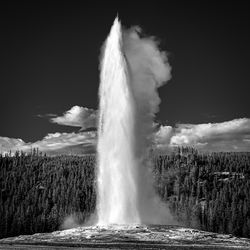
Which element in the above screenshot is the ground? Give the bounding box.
[1,225,250,249]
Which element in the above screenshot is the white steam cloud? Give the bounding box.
[123,27,171,153]
[122,25,174,224]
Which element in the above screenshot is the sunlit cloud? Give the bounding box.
[155,118,250,152]
[155,125,173,145]
[49,106,97,130]
[1,118,250,155]
[0,137,26,154]
[1,105,99,155]
[0,131,97,155]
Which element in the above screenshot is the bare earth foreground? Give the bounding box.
[1,225,250,250]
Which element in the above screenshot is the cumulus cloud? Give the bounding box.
[0,137,25,153]
[1,118,250,155]
[1,105,98,156]
[0,131,97,155]
[171,118,250,145]
[155,125,173,145]
[155,118,250,152]
[32,131,96,151]
[50,106,97,130]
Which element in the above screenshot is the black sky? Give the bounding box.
[0,1,249,142]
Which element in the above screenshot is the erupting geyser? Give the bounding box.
[97,17,172,225]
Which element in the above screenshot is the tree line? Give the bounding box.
[153,148,250,237]
[0,148,250,239]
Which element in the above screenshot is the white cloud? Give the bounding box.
[0,137,26,154]
[170,118,250,145]
[1,118,250,155]
[155,118,250,152]
[32,131,96,151]
[0,131,97,155]
[155,125,173,145]
[50,106,97,130]
[44,132,62,139]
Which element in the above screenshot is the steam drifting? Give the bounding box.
[97,18,173,225]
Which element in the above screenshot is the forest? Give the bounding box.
[0,148,250,239]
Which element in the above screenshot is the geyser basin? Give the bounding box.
[1,225,250,249]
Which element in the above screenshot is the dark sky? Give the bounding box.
[0,1,249,142]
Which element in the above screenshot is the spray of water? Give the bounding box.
[97,17,173,225]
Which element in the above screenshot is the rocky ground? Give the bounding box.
[1,225,250,249]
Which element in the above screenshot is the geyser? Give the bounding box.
[97,17,172,225]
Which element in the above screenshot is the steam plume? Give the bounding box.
[97,17,174,225]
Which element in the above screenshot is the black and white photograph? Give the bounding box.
[0,1,250,249]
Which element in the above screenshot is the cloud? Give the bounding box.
[32,131,96,151]
[1,105,96,155]
[1,118,250,155]
[0,131,97,155]
[37,113,57,118]
[0,137,25,153]
[50,106,97,130]
[155,125,173,145]
[155,118,250,152]
[170,118,250,145]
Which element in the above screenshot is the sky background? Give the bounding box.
[0,1,250,154]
